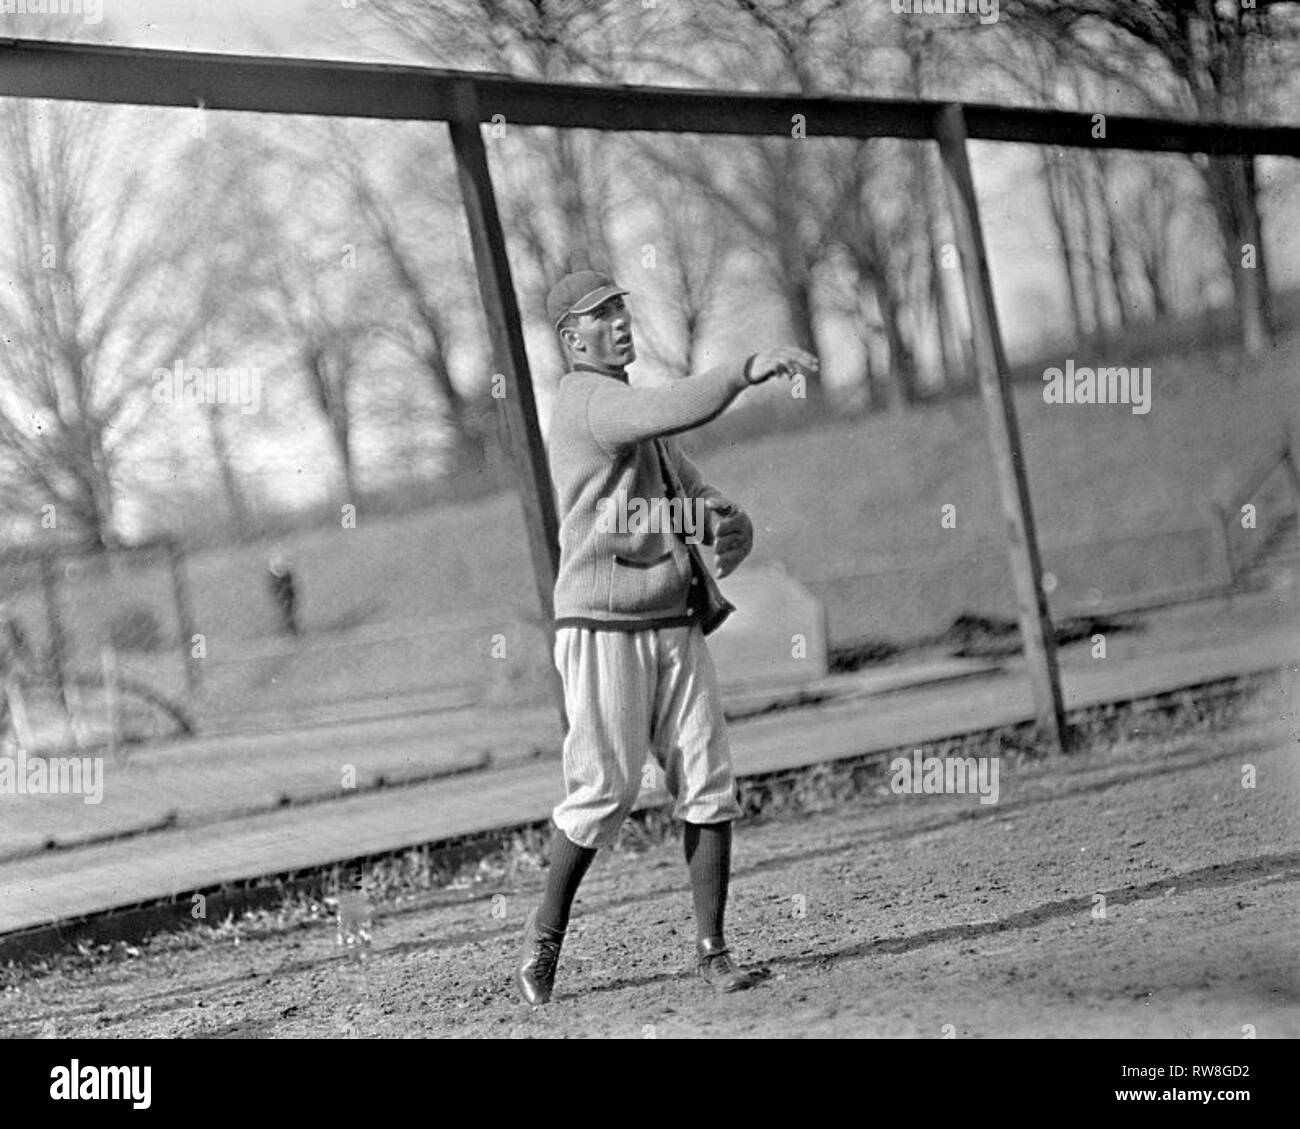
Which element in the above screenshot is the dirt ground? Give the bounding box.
[3,708,1298,1040]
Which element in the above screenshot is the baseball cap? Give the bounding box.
[546,270,628,329]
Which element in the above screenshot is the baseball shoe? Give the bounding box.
[516,907,565,1006]
[695,937,762,994]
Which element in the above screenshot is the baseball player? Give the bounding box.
[516,269,817,1005]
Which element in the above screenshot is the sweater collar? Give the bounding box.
[569,360,629,383]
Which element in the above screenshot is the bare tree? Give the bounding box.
[325,126,501,480]
[1118,156,1193,321]
[827,137,929,407]
[1002,0,1300,353]
[196,123,378,504]
[1040,148,1094,342]
[971,28,1221,347]
[636,0,944,406]
[259,209,367,501]
[0,101,211,548]
[625,155,738,378]
[364,0,627,368]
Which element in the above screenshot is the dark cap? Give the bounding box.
[546,270,628,329]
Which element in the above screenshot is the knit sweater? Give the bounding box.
[546,359,749,630]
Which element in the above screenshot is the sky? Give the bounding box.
[3,0,327,56]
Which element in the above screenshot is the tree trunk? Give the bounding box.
[1143,253,1169,321]
[203,404,250,532]
[877,283,921,408]
[556,131,612,273]
[1076,153,1111,345]
[915,141,969,391]
[85,441,115,550]
[307,349,358,502]
[860,341,889,413]
[1091,154,1133,329]
[779,270,823,405]
[1043,151,1089,344]
[1202,155,1273,355]
[334,409,357,502]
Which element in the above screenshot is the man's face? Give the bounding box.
[561,294,635,371]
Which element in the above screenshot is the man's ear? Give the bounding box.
[560,328,584,353]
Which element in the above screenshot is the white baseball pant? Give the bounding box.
[551,623,741,849]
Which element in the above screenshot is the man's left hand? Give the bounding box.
[703,496,753,579]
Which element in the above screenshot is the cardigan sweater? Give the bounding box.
[545,359,749,630]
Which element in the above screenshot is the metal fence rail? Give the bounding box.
[2,37,1297,749]
[2,38,1299,154]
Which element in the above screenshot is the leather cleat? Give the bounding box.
[695,937,762,994]
[516,908,565,1006]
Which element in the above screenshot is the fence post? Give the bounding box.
[168,540,199,693]
[447,82,566,731]
[936,104,1067,752]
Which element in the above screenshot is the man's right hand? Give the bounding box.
[746,346,820,385]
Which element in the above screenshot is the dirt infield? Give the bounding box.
[3,701,1297,1039]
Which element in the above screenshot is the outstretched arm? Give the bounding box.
[587,362,747,453]
[586,346,819,453]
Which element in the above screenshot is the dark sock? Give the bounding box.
[536,830,597,935]
[684,821,732,943]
